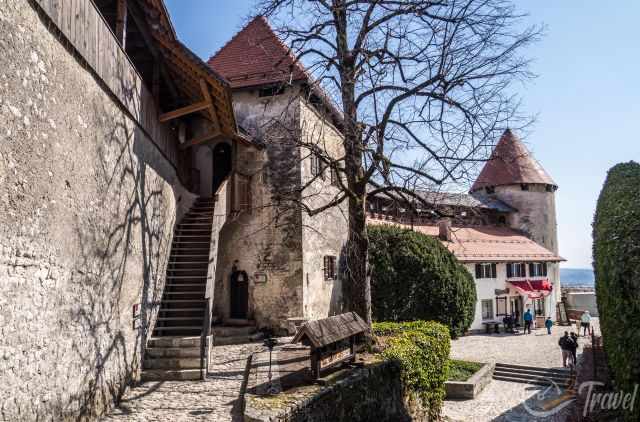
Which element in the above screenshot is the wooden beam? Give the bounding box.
[115,0,128,48]
[159,101,210,122]
[179,130,222,150]
[199,79,220,131]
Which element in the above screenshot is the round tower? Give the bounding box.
[470,129,559,254]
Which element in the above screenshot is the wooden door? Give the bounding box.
[230,270,248,319]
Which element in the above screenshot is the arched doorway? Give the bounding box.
[230,263,249,319]
[212,143,232,194]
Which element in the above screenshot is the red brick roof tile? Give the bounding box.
[368,217,564,262]
[207,16,308,89]
[471,129,556,192]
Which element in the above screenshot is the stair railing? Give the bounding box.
[199,177,230,380]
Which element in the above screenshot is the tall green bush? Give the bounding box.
[369,225,477,337]
[593,161,640,422]
[373,321,451,421]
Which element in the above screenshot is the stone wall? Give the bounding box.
[0,1,191,419]
[214,88,305,330]
[244,361,429,422]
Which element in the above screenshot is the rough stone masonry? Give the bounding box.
[0,1,192,420]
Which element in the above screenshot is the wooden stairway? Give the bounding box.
[142,197,215,381]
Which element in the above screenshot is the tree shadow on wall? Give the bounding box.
[62,97,175,419]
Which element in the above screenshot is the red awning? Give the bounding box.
[508,280,552,299]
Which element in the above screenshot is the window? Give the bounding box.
[533,298,545,316]
[485,186,495,194]
[258,85,285,97]
[323,256,337,280]
[475,263,497,279]
[481,299,494,320]
[506,262,526,278]
[235,173,252,213]
[520,183,529,191]
[310,153,325,180]
[529,262,548,277]
[496,297,508,316]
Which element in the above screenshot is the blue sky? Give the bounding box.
[165,1,640,269]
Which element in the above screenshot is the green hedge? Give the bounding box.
[369,225,477,337]
[593,161,640,422]
[373,321,451,421]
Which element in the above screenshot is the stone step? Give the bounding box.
[144,357,201,370]
[493,369,571,384]
[148,336,202,348]
[224,318,256,326]
[494,363,571,375]
[146,347,201,358]
[214,332,263,346]
[141,369,201,381]
[492,373,571,387]
[493,367,572,380]
[213,325,256,337]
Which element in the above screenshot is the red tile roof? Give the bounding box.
[471,129,556,192]
[207,16,308,89]
[367,217,564,262]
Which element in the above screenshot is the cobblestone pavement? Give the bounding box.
[443,319,600,421]
[102,342,262,422]
[450,319,599,368]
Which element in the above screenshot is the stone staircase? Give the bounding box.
[493,363,574,387]
[142,197,215,382]
[213,319,262,346]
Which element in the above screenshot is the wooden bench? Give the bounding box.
[483,321,502,334]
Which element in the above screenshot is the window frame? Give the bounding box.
[506,262,526,278]
[481,299,494,321]
[496,297,508,317]
[323,256,337,281]
[529,262,548,277]
[475,263,497,279]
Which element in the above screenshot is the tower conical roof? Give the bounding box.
[207,16,308,89]
[470,129,556,192]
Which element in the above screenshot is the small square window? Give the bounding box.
[521,183,529,191]
[323,256,337,280]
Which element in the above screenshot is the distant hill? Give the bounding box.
[560,268,595,287]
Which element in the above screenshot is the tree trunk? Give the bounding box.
[345,186,372,325]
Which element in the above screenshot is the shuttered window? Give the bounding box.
[506,262,526,278]
[235,174,252,213]
[529,262,548,277]
[323,256,337,280]
[475,263,497,279]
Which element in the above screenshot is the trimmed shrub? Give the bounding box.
[373,321,451,421]
[369,225,477,337]
[593,161,640,421]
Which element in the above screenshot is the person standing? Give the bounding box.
[523,309,533,334]
[580,310,592,336]
[558,332,571,367]
[545,317,553,335]
[569,332,579,366]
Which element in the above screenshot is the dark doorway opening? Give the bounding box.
[230,268,249,319]
[212,143,232,194]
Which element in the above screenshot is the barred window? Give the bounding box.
[330,166,340,187]
[235,174,252,213]
[323,256,337,280]
[311,153,325,180]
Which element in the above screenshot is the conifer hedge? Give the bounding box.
[368,225,477,337]
[593,161,640,421]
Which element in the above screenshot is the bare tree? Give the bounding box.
[254,0,541,324]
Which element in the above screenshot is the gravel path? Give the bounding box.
[102,342,262,422]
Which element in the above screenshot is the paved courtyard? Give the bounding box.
[102,342,261,422]
[443,319,599,422]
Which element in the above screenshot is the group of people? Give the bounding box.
[559,331,580,368]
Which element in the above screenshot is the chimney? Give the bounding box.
[438,218,452,242]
